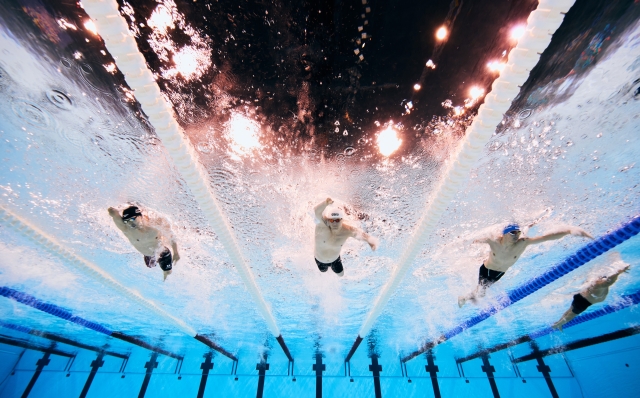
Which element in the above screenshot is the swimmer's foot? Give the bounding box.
[458,296,466,308]
[337,271,344,277]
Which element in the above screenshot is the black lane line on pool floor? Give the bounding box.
[480,354,500,398]
[425,350,442,398]
[138,353,159,398]
[79,352,105,398]
[197,352,214,398]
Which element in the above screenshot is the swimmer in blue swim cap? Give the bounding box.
[458,222,593,307]
[313,197,379,277]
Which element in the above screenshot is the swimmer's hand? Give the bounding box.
[368,236,379,251]
[325,197,334,205]
[571,227,593,239]
[163,270,172,281]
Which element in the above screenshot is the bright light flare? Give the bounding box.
[511,25,526,41]
[469,86,485,100]
[487,60,505,73]
[413,83,421,91]
[426,59,436,69]
[172,46,211,80]
[226,113,261,155]
[436,26,448,41]
[148,5,174,34]
[377,125,402,157]
[84,19,98,35]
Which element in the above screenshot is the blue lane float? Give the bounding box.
[529,290,640,339]
[0,286,231,360]
[402,215,640,362]
[0,286,113,335]
[456,288,640,364]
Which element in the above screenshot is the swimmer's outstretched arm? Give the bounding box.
[526,226,593,245]
[108,207,126,231]
[156,216,181,264]
[348,225,379,251]
[314,198,333,221]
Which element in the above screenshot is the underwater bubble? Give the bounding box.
[60,58,72,68]
[597,133,602,138]
[358,137,366,145]
[344,147,356,156]
[12,100,51,129]
[433,128,441,135]
[488,141,503,151]
[197,142,213,154]
[581,134,587,139]
[336,153,345,163]
[46,90,73,110]
[566,140,573,147]
[517,109,532,119]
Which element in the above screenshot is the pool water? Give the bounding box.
[0,0,639,397]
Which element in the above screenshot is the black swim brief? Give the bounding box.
[144,248,173,272]
[478,264,505,288]
[315,257,344,274]
[571,293,592,314]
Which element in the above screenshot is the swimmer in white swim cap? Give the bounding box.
[313,197,378,277]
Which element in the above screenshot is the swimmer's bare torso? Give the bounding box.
[314,222,358,263]
[481,237,530,272]
[313,198,378,263]
[108,208,178,259]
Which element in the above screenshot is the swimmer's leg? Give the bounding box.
[331,257,344,277]
[315,259,329,273]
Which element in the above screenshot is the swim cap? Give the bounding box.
[122,206,142,221]
[503,224,521,234]
[326,208,345,220]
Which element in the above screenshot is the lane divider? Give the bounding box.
[346,0,578,362]
[81,0,288,355]
[456,289,640,363]
[0,286,182,359]
[0,206,236,360]
[402,215,640,362]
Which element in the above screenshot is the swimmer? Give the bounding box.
[108,206,180,281]
[458,223,593,307]
[552,254,629,331]
[314,198,378,277]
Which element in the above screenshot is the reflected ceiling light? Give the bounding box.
[454,106,464,116]
[469,86,485,100]
[84,19,98,35]
[148,5,174,34]
[487,60,505,73]
[436,26,448,41]
[426,59,436,69]
[511,25,526,41]
[227,113,261,155]
[172,46,210,80]
[413,83,421,91]
[377,125,402,157]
